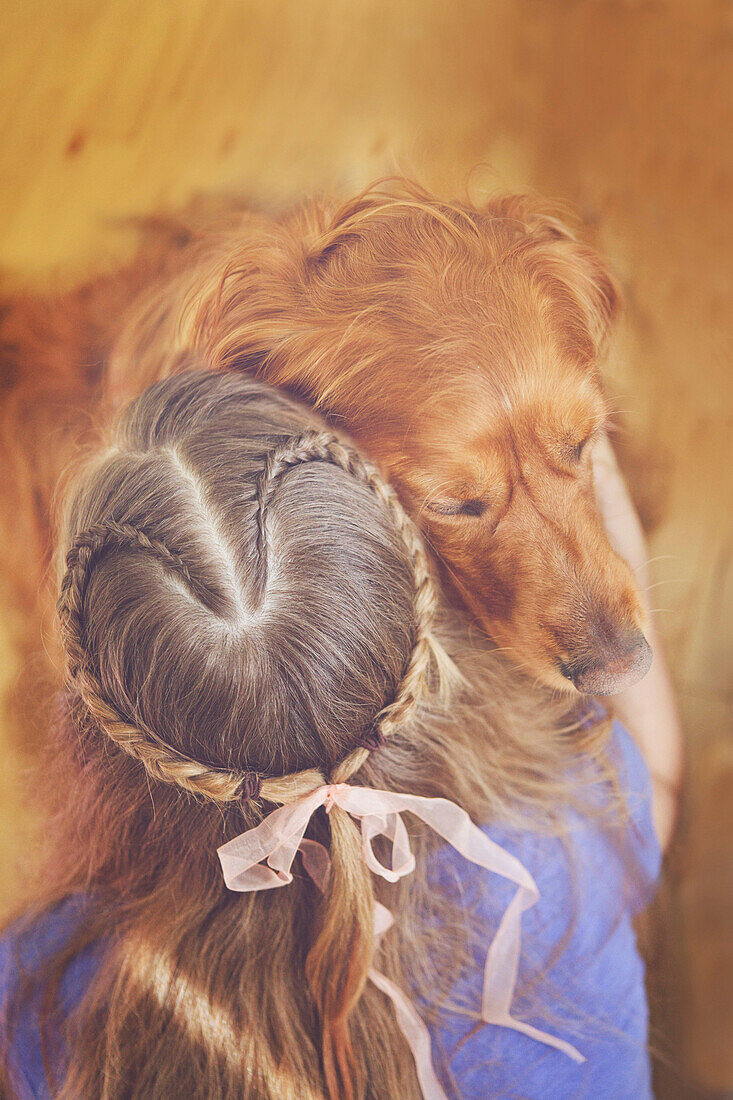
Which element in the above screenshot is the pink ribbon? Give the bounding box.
[217,784,584,1099]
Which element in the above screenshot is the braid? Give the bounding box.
[59,433,448,807]
[58,521,258,804]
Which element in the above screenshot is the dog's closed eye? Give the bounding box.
[426,498,487,518]
[570,437,589,462]
[567,430,599,463]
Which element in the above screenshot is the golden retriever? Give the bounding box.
[0,179,651,696]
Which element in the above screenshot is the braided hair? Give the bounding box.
[57,372,448,808]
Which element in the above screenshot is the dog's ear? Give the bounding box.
[540,216,621,358]
[484,196,622,362]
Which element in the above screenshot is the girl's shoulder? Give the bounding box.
[433,718,661,917]
[428,719,661,1099]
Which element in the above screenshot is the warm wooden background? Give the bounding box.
[1,2,730,1096]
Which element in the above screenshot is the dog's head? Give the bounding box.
[392,367,652,697]
[211,183,652,694]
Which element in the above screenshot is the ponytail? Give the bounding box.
[305,807,375,1100]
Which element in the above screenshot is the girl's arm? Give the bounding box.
[592,434,684,852]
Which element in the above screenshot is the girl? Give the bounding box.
[0,370,660,1099]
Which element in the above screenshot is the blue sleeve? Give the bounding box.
[607,719,663,914]
[0,896,100,1099]
[427,721,661,1100]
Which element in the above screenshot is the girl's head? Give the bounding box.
[57,368,440,803]
[13,370,608,1100]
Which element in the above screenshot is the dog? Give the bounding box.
[0,179,651,697]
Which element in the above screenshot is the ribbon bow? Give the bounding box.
[218,784,584,1099]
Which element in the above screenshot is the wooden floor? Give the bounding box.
[1,2,731,1095]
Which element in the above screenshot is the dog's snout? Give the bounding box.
[559,628,652,696]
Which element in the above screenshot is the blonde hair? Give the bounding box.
[5,370,612,1100]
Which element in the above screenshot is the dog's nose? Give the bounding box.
[559,629,652,695]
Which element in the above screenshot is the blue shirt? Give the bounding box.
[0,722,660,1099]
[428,721,661,1098]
